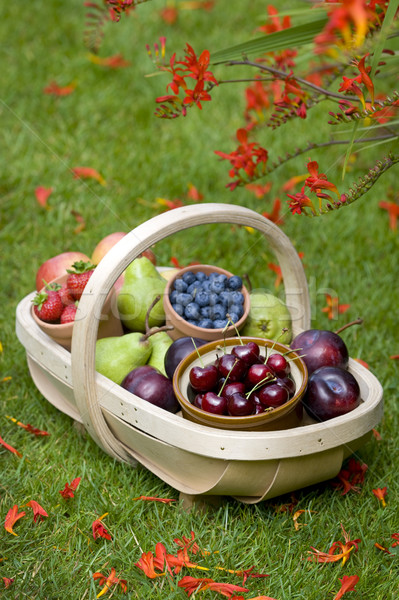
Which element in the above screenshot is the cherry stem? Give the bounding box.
[226,316,243,344]
[246,374,276,398]
[218,359,239,396]
[191,337,205,367]
[334,317,363,335]
[265,328,288,362]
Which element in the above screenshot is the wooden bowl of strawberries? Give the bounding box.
[31,261,123,351]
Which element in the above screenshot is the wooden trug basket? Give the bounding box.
[15,204,383,504]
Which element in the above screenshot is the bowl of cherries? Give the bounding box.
[163,264,250,341]
[173,336,308,431]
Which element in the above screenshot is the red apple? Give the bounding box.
[35,251,90,290]
[91,232,127,266]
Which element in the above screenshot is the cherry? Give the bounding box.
[276,376,296,397]
[232,341,261,366]
[258,383,289,408]
[266,353,290,378]
[216,353,248,382]
[302,366,360,421]
[221,381,246,399]
[291,329,349,375]
[245,362,274,388]
[202,391,228,415]
[194,393,204,409]
[227,392,255,416]
[189,364,219,392]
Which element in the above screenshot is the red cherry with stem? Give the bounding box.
[221,381,246,399]
[245,362,274,388]
[189,364,219,392]
[232,341,261,366]
[258,383,289,408]
[217,353,248,382]
[227,392,255,416]
[201,391,228,415]
[266,353,290,377]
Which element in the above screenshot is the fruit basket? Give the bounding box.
[15,203,383,504]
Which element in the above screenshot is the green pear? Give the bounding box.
[95,332,152,385]
[117,257,166,332]
[147,330,173,376]
[241,292,293,344]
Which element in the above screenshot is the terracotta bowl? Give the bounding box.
[173,337,308,431]
[163,264,250,341]
[31,274,123,351]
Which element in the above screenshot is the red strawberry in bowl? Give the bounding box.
[32,287,64,323]
[66,260,96,300]
[60,303,78,324]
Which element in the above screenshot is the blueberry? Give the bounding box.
[210,280,225,294]
[169,289,179,304]
[211,303,226,320]
[182,271,196,285]
[184,302,201,320]
[208,292,219,306]
[213,318,229,329]
[230,291,244,305]
[227,311,240,323]
[219,291,232,307]
[200,306,212,319]
[228,303,244,319]
[186,282,203,297]
[195,271,207,282]
[196,290,210,307]
[186,319,199,326]
[208,272,220,282]
[201,280,211,291]
[198,318,214,329]
[172,303,184,316]
[176,292,192,307]
[228,275,243,291]
[174,278,188,292]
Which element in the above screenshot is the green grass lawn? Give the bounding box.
[1,1,398,598]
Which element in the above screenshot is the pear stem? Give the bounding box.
[335,317,363,335]
[140,294,174,341]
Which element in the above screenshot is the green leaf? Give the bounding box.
[370,0,399,78]
[211,16,328,64]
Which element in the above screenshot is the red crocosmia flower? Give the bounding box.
[160,6,179,24]
[173,530,201,555]
[353,358,370,369]
[8,416,50,436]
[372,486,388,506]
[183,80,212,109]
[315,0,373,50]
[331,458,368,495]
[92,513,112,540]
[379,200,399,230]
[262,198,284,225]
[246,182,272,198]
[71,167,106,186]
[179,45,217,85]
[88,53,130,68]
[286,187,316,216]
[178,576,249,597]
[215,128,268,189]
[186,183,204,201]
[391,533,399,547]
[26,500,49,523]
[156,197,184,211]
[268,263,283,288]
[333,575,360,600]
[305,160,340,200]
[308,524,360,565]
[4,505,26,536]
[43,81,76,96]
[35,187,53,208]
[93,567,127,596]
[2,577,14,588]
[59,477,81,499]
[135,550,164,579]
[322,293,350,320]
[0,434,22,457]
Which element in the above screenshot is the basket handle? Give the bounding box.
[71,203,310,461]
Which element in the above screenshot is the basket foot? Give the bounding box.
[179,492,222,513]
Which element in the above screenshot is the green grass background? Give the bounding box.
[1,0,398,598]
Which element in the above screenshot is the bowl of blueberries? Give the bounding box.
[163,264,250,341]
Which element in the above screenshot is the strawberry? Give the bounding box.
[60,303,78,324]
[32,289,63,323]
[66,260,95,300]
[59,282,76,306]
